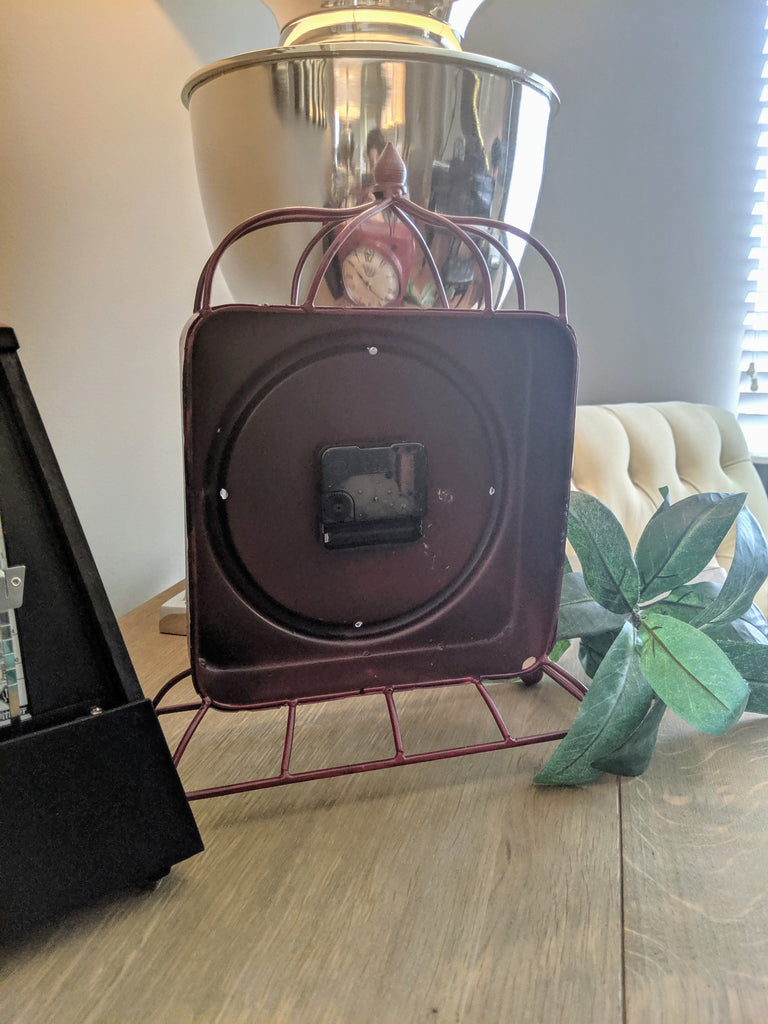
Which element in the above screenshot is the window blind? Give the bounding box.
[739,0,768,458]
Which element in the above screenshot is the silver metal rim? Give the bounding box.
[181,41,559,112]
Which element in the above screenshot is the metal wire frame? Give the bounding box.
[192,146,567,319]
[153,661,588,801]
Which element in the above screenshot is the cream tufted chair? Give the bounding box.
[571,402,768,616]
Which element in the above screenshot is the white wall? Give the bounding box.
[0,0,762,614]
[0,1,277,616]
[467,0,764,408]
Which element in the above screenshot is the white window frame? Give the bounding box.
[739,0,768,458]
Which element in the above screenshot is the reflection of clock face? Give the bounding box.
[341,246,402,307]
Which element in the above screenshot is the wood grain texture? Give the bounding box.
[621,712,768,1023]
[2,590,622,1024]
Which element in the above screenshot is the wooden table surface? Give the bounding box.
[3,584,768,1023]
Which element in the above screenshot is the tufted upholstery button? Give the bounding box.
[571,402,768,614]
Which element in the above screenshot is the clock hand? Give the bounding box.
[359,271,391,303]
[354,268,376,293]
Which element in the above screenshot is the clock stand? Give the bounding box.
[156,145,586,799]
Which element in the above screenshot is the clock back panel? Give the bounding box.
[183,306,577,706]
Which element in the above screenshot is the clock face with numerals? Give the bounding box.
[341,246,402,307]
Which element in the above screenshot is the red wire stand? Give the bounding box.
[156,143,586,800]
[155,665,586,801]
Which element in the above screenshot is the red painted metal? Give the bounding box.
[161,142,583,800]
[193,145,567,319]
[154,660,586,800]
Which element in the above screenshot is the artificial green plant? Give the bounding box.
[536,488,768,786]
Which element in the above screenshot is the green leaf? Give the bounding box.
[639,611,749,734]
[549,637,571,663]
[742,602,768,639]
[556,572,628,640]
[650,581,722,624]
[591,697,667,777]
[690,507,768,627]
[578,628,622,679]
[704,601,768,646]
[567,492,639,614]
[650,485,671,519]
[535,622,653,786]
[715,641,768,715]
[635,491,746,602]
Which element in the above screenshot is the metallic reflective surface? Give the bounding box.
[267,0,487,47]
[184,41,557,306]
